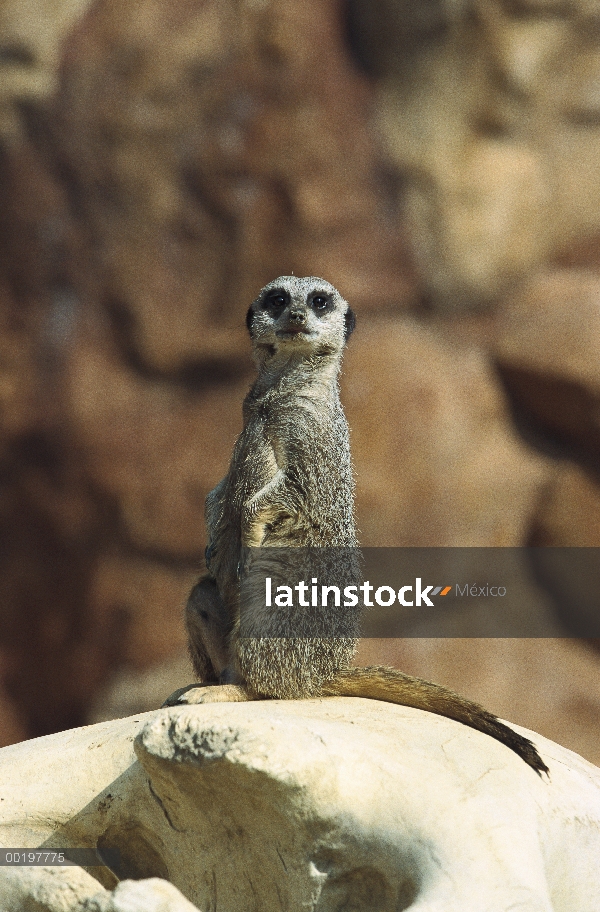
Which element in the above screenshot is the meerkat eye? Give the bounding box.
[312,295,329,310]
[265,291,288,309]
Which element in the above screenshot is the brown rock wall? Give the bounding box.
[528,462,600,638]
[532,462,600,548]
[0,0,418,743]
[494,270,600,460]
[349,0,600,306]
[345,318,549,546]
[53,0,415,373]
[64,334,250,558]
[0,0,599,761]
[0,0,93,138]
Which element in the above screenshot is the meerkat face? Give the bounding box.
[247,276,356,359]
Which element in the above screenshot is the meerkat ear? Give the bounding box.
[344,308,356,342]
[246,306,255,336]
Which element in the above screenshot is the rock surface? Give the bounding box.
[357,637,600,768]
[0,701,600,911]
[532,461,600,548]
[0,0,93,139]
[0,864,105,912]
[81,878,198,912]
[344,317,549,546]
[54,0,414,375]
[352,0,600,306]
[493,269,600,460]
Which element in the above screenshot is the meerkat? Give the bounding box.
[165,276,548,777]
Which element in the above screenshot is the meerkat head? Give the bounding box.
[246,276,356,366]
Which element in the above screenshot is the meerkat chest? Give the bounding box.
[228,416,277,504]
[249,395,347,474]
[256,398,354,541]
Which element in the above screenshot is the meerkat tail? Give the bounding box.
[320,665,549,777]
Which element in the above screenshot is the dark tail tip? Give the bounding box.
[508,729,549,778]
[480,708,548,777]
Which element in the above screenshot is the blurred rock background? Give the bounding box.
[0,0,599,760]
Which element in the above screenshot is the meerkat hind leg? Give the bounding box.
[185,576,232,680]
[163,577,256,707]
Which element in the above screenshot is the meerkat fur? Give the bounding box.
[165,276,548,777]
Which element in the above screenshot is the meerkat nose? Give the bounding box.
[289,309,307,323]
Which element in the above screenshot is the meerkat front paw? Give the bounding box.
[162,684,253,706]
[161,684,210,706]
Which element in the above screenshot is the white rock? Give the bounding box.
[0,699,599,911]
[80,878,200,912]
[0,864,106,912]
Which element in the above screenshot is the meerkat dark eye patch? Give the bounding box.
[246,306,255,335]
[264,290,289,309]
[310,293,332,312]
[344,308,356,341]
